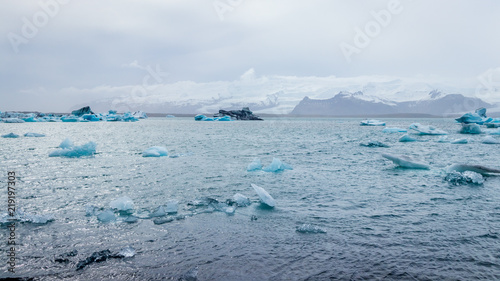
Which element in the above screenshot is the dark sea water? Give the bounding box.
[1,117,499,280]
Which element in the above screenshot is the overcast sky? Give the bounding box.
[1,0,500,112]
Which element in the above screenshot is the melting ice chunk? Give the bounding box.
[382,127,407,133]
[399,134,418,142]
[409,123,447,135]
[381,153,430,170]
[482,136,499,144]
[459,123,481,134]
[233,193,251,207]
[445,171,484,185]
[251,183,276,208]
[165,201,179,214]
[296,224,327,234]
[110,197,135,212]
[24,132,46,137]
[262,158,293,172]
[97,210,116,222]
[247,158,263,171]
[451,138,468,144]
[117,246,136,258]
[2,133,20,138]
[142,146,168,157]
[49,140,97,158]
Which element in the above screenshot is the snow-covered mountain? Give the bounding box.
[291,90,493,116]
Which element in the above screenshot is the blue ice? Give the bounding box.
[459,123,481,134]
[233,193,251,207]
[110,197,135,212]
[97,210,117,222]
[24,133,46,137]
[251,183,276,208]
[49,140,97,158]
[262,158,293,172]
[247,158,263,171]
[142,146,168,157]
[382,127,407,133]
[399,134,418,142]
[2,133,20,138]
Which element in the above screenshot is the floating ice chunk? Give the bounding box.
[359,141,389,147]
[489,129,500,135]
[2,133,20,138]
[247,158,263,171]
[85,204,98,216]
[451,138,468,144]
[166,115,176,118]
[409,123,447,135]
[165,201,179,214]
[436,136,449,143]
[251,183,276,208]
[233,193,251,207]
[262,158,293,172]
[142,146,168,157]
[132,111,148,119]
[381,153,430,169]
[399,134,418,142]
[117,246,136,258]
[360,119,385,126]
[296,224,327,234]
[217,116,232,121]
[459,123,481,134]
[49,141,97,158]
[97,210,116,222]
[59,138,74,149]
[110,197,135,212]
[382,127,407,133]
[455,108,490,124]
[153,217,174,225]
[4,118,25,123]
[194,114,206,121]
[482,136,499,144]
[61,116,80,122]
[24,132,45,137]
[446,164,500,175]
[124,216,139,223]
[445,171,484,185]
[150,206,167,217]
[224,206,236,215]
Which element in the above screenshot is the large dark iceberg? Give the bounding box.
[214,107,263,120]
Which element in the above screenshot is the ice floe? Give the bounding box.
[399,134,419,142]
[49,140,97,158]
[382,153,430,169]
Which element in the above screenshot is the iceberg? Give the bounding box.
[194,114,206,121]
[61,116,80,122]
[96,210,116,222]
[49,141,97,158]
[381,153,430,169]
[24,132,46,137]
[251,183,276,208]
[489,129,500,135]
[142,146,168,157]
[455,108,491,125]
[262,158,293,172]
[436,136,449,143]
[2,133,20,138]
[451,138,468,144]
[109,197,135,212]
[399,134,418,142]
[132,111,148,119]
[296,224,327,234]
[150,206,167,217]
[247,158,263,171]
[360,119,385,126]
[482,136,499,144]
[485,119,500,128]
[59,138,74,149]
[445,171,485,185]
[233,193,251,207]
[459,123,481,134]
[446,164,500,175]
[165,201,179,214]
[382,127,407,133]
[359,141,389,147]
[409,123,447,135]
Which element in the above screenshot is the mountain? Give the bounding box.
[291,90,493,117]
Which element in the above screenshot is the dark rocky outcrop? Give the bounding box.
[71,106,94,117]
[214,107,263,120]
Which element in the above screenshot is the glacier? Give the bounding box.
[382,153,430,169]
[142,146,168,157]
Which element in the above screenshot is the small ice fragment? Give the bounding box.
[233,193,251,207]
[153,217,174,225]
[142,146,168,157]
[482,136,499,144]
[165,201,178,214]
[399,134,418,142]
[409,123,448,135]
[451,138,468,144]
[110,197,135,212]
[382,127,407,133]
[24,133,45,137]
[247,158,263,171]
[85,204,97,217]
[97,210,116,222]
[124,216,139,223]
[436,136,449,143]
[181,267,199,281]
[150,206,167,217]
[251,183,276,208]
[296,224,327,234]
[381,153,430,169]
[117,246,136,258]
[59,138,74,149]
[359,141,389,147]
[262,158,292,172]
[224,206,236,215]
[2,133,20,138]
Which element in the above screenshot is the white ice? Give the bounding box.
[233,193,251,207]
[382,153,430,169]
[409,123,447,135]
[482,136,499,144]
[142,146,168,157]
[451,138,468,144]
[165,201,178,214]
[251,183,276,208]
